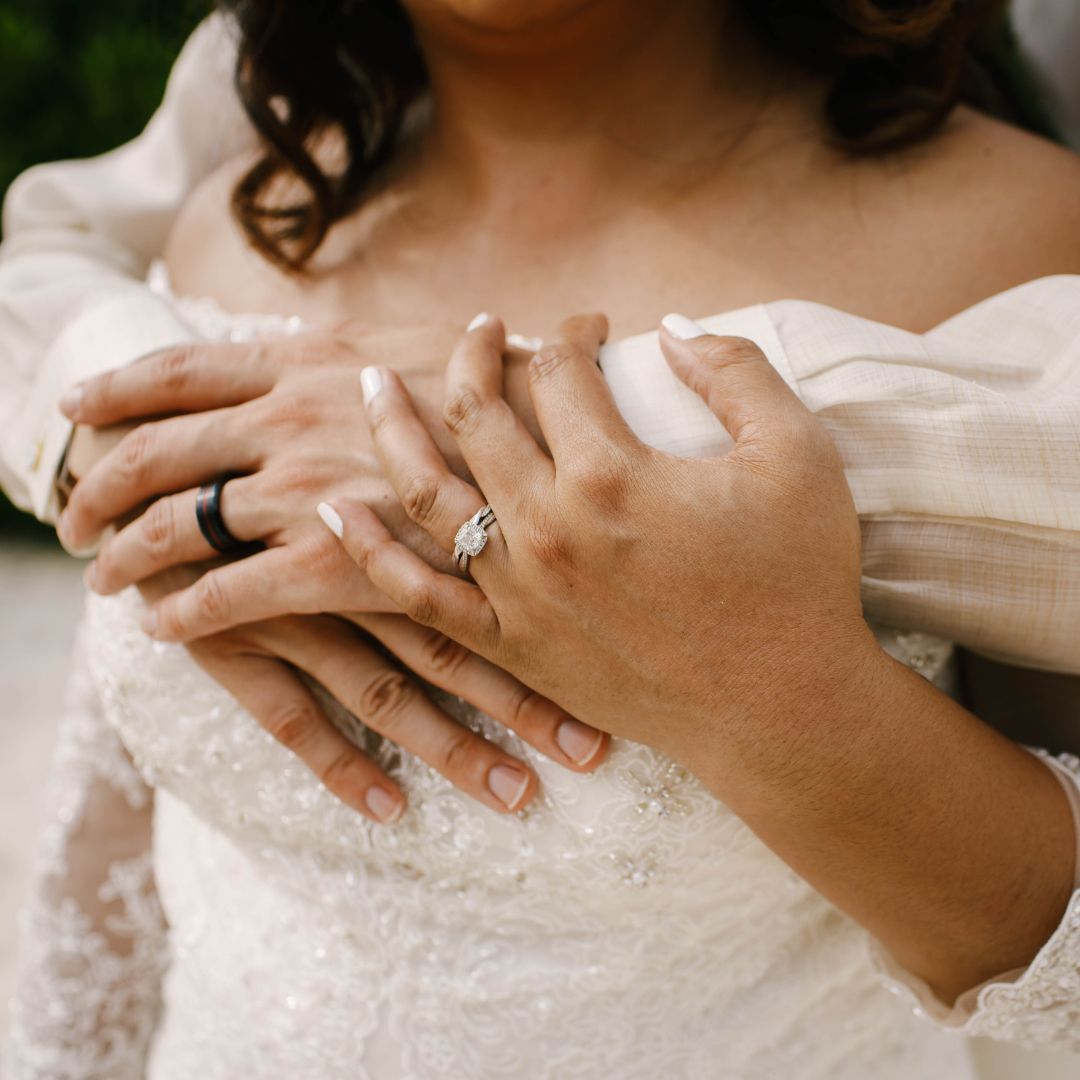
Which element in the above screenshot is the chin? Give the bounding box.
[404,0,608,33]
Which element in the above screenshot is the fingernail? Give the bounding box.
[506,333,543,353]
[361,366,383,405]
[140,609,159,637]
[556,719,605,766]
[488,764,530,810]
[83,561,99,591]
[60,385,83,418]
[365,785,404,824]
[661,313,709,341]
[317,501,344,539]
[467,312,491,332]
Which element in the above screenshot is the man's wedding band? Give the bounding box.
[453,504,496,576]
[196,476,260,557]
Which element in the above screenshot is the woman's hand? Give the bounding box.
[323,313,1077,1002]
[323,312,878,807]
[136,567,608,822]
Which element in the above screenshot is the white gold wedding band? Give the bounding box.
[453,504,496,576]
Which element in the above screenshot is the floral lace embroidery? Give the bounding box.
[6,626,168,1080]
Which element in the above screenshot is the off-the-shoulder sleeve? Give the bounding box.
[0,12,255,524]
[871,750,1080,1051]
[600,277,1080,674]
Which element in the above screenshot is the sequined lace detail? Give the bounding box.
[5,626,167,1080]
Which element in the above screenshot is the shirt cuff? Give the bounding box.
[4,290,195,525]
[871,750,1080,1048]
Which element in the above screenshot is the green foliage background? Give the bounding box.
[0,0,207,541]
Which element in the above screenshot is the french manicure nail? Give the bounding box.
[467,312,491,332]
[506,333,544,353]
[661,313,709,341]
[140,609,159,637]
[60,386,83,417]
[488,764,530,810]
[556,719,605,766]
[365,785,404,824]
[360,366,384,405]
[317,501,344,539]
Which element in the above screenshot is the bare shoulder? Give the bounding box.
[873,110,1080,319]
[163,153,294,311]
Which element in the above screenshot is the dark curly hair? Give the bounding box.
[218,0,1014,270]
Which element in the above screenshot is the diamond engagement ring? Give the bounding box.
[454,504,496,575]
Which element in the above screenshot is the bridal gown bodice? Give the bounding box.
[74,272,983,1080]
[59,270,1080,1079]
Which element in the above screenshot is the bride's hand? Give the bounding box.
[137,568,607,821]
[322,313,881,808]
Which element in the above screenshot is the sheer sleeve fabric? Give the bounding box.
[0,12,255,523]
[4,623,168,1079]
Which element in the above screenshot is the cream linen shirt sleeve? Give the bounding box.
[0,13,255,524]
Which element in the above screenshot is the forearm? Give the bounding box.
[698,642,1077,1004]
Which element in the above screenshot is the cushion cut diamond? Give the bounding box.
[455,521,488,557]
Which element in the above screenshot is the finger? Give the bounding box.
[61,342,277,425]
[195,649,405,823]
[363,368,507,559]
[439,315,552,511]
[353,613,608,772]
[87,475,269,595]
[142,537,403,642]
[277,617,537,814]
[323,498,501,657]
[659,316,813,455]
[527,313,638,467]
[59,409,258,549]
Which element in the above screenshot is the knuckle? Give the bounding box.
[156,347,196,392]
[568,453,631,508]
[437,730,475,778]
[359,670,413,731]
[528,344,580,384]
[400,473,442,528]
[401,580,441,626]
[442,385,486,437]
[527,521,574,570]
[699,335,763,371]
[116,425,158,485]
[318,748,362,791]
[264,703,320,751]
[194,574,231,627]
[141,497,176,554]
[418,631,471,678]
[266,394,318,433]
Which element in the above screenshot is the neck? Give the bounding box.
[401,1,810,230]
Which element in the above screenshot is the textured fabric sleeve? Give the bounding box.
[600,277,1080,674]
[4,621,168,1080]
[0,12,255,523]
[871,751,1080,1051]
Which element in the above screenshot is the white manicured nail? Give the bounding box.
[317,502,344,539]
[467,312,491,332]
[506,333,544,353]
[661,313,709,341]
[361,366,383,405]
[488,764,530,811]
[365,786,404,824]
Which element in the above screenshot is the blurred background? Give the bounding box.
[0,2,1077,1078]
[0,0,205,1049]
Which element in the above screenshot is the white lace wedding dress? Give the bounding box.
[7,272,1080,1079]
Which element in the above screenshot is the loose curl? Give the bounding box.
[218,0,1010,270]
